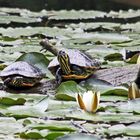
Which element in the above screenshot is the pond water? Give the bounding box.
[0,0,139,11]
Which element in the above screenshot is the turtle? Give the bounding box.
[40,39,101,84]
[0,61,45,88]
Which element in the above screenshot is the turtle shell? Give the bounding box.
[48,49,100,75]
[0,61,45,78]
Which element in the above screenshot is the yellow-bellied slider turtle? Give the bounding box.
[40,39,100,84]
[0,61,45,88]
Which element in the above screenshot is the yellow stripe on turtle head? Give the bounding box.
[57,51,71,75]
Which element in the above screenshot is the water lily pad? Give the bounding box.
[0,27,73,39]
[19,118,76,132]
[101,95,127,102]
[0,15,40,24]
[0,117,24,135]
[48,99,77,111]
[72,33,132,44]
[0,97,26,106]
[49,10,106,20]
[104,53,123,61]
[108,9,140,19]
[1,97,48,118]
[55,81,86,101]
[57,133,100,140]
[80,78,128,96]
[106,122,140,136]
[20,129,65,139]
[0,39,23,46]
[67,22,121,32]
[117,98,140,114]
[16,52,53,78]
[46,108,140,123]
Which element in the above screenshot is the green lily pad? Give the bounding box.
[0,39,23,46]
[106,122,140,136]
[0,91,47,106]
[55,81,86,101]
[104,53,123,61]
[0,117,24,135]
[19,118,76,132]
[80,78,128,96]
[0,97,26,106]
[0,15,40,25]
[117,98,140,114]
[101,95,127,102]
[67,22,121,32]
[20,130,44,139]
[20,129,65,139]
[47,99,77,111]
[1,97,48,118]
[71,33,132,44]
[108,9,140,19]
[45,108,140,123]
[49,10,106,20]
[16,52,53,78]
[0,27,73,39]
[57,133,100,140]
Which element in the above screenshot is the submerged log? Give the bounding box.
[95,64,140,86]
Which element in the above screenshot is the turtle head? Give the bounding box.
[3,76,35,87]
[57,51,71,75]
[3,76,23,87]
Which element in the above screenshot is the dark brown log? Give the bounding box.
[95,64,140,86]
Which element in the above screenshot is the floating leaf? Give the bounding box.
[16,52,53,78]
[57,133,100,140]
[55,81,86,101]
[1,97,48,118]
[20,130,65,139]
[106,122,140,136]
[0,97,26,106]
[0,27,73,38]
[80,78,128,96]
[117,98,140,114]
[72,33,132,44]
[0,117,24,135]
[0,15,41,25]
[49,10,106,20]
[104,53,123,61]
[45,108,140,123]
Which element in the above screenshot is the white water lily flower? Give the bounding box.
[128,82,140,99]
[76,91,100,113]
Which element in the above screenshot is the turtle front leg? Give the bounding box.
[56,68,63,84]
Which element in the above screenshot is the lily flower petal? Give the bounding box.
[137,54,140,64]
[91,91,100,112]
[76,93,86,110]
[128,82,140,99]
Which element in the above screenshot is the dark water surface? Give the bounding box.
[0,0,139,11]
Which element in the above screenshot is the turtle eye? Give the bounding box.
[58,51,66,56]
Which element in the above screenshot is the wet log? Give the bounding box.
[95,64,140,86]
